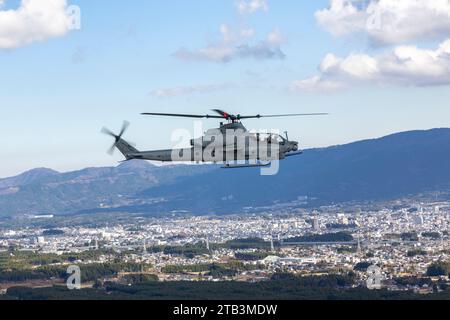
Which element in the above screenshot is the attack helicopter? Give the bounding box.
[102,109,327,168]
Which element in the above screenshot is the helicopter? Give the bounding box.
[102,109,327,168]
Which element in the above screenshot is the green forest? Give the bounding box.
[2,273,449,300]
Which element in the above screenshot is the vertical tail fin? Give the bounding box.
[115,138,139,159]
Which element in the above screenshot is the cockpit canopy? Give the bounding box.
[249,133,286,144]
[191,131,287,147]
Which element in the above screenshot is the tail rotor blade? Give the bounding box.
[101,127,116,137]
[119,121,130,138]
[107,144,117,155]
[102,121,131,156]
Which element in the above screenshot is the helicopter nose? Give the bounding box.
[291,142,299,152]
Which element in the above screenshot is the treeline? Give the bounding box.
[270,272,355,288]
[162,264,211,274]
[235,252,270,261]
[4,273,450,300]
[0,249,115,271]
[42,229,65,236]
[401,232,419,241]
[0,262,147,283]
[384,232,442,242]
[220,238,273,250]
[162,261,262,278]
[407,249,427,257]
[353,262,373,272]
[121,274,158,284]
[326,223,357,230]
[395,277,433,287]
[148,243,209,258]
[427,261,450,277]
[285,232,354,243]
[147,238,275,259]
[421,232,441,239]
[336,246,357,254]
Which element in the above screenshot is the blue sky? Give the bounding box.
[1,0,450,177]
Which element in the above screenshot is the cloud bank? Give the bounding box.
[0,0,74,49]
[150,83,232,98]
[174,24,286,63]
[291,39,450,91]
[236,0,269,15]
[315,0,450,46]
[292,0,450,91]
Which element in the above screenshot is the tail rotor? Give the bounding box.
[101,121,130,155]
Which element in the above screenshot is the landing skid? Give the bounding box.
[222,162,271,169]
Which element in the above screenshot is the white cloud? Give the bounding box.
[174,26,286,63]
[240,27,256,38]
[236,42,285,60]
[291,39,450,91]
[266,28,286,45]
[175,46,235,63]
[0,0,73,49]
[219,24,233,44]
[315,0,366,37]
[174,43,285,63]
[290,76,343,92]
[216,24,255,44]
[236,0,269,15]
[316,0,450,46]
[150,84,232,98]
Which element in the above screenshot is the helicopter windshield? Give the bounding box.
[270,134,285,144]
[249,133,285,144]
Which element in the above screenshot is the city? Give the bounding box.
[1,196,448,298]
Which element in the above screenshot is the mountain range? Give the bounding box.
[1,128,450,216]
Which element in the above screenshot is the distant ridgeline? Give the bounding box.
[1,128,450,216]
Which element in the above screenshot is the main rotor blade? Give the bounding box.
[141,112,224,119]
[239,113,329,119]
[211,109,233,119]
[141,111,328,120]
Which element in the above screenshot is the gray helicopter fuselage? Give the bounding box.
[107,119,304,165]
[121,123,300,163]
[128,145,298,163]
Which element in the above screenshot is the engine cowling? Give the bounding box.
[191,134,237,148]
